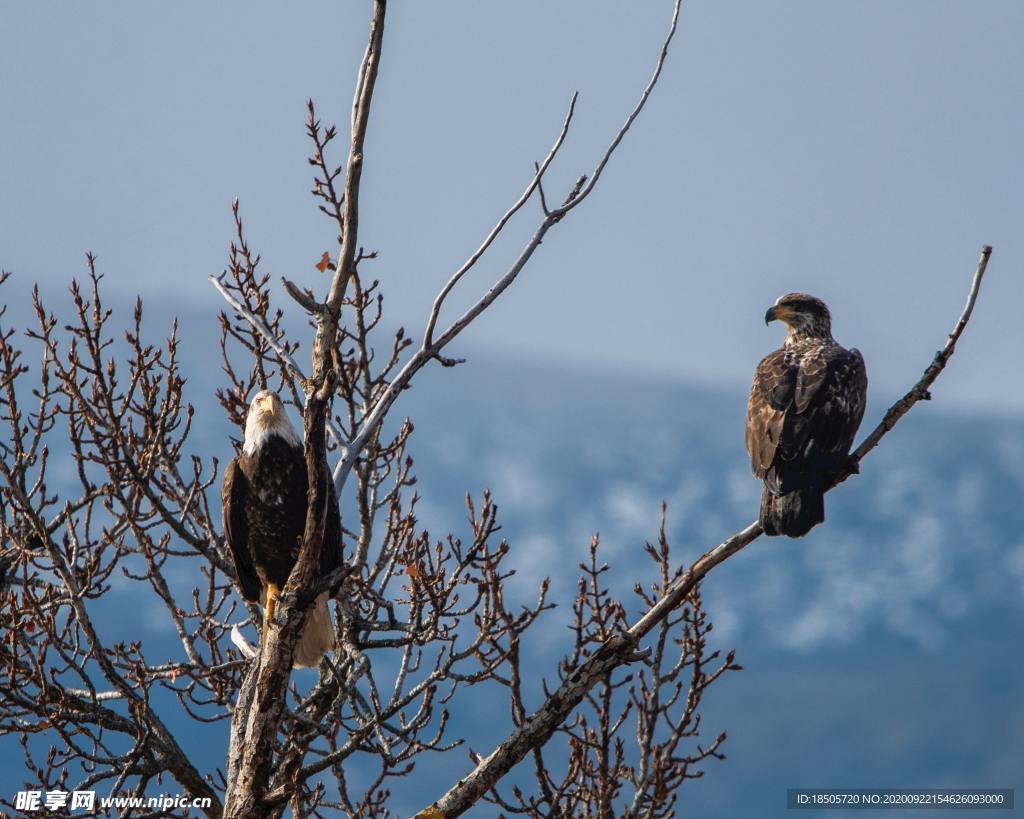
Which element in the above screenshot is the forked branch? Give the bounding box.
[331,0,686,493]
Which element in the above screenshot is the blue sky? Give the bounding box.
[2,0,1022,414]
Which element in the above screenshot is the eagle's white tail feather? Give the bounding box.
[230,624,259,660]
[293,593,335,668]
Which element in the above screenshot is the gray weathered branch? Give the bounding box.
[327,0,387,314]
[222,3,387,816]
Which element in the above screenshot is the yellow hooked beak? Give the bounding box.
[764,304,796,326]
[256,394,280,416]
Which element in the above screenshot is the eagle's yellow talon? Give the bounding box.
[262,582,279,648]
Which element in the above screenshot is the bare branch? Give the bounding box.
[327,0,388,313]
[413,245,993,817]
[836,244,993,475]
[552,0,682,215]
[338,0,685,496]
[422,92,578,349]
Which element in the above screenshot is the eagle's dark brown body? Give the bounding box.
[220,391,342,668]
[221,435,342,601]
[746,295,867,537]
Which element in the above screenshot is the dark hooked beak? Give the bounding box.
[764,306,778,326]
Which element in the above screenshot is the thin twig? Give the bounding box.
[422,92,578,349]
[552,0,683,216]
[208,274,346,455]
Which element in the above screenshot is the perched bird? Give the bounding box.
[221,391,342,667]
[746,294,867,537]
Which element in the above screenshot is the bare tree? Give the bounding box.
[0,1,993,817]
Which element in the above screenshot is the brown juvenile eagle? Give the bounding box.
[746,294,867,537]
[221,391,342,667]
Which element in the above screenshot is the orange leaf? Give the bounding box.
[24,620,36,633]
[405,563,425,583]
[315,251,331,273]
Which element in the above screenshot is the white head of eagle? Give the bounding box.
[243,390,301,456]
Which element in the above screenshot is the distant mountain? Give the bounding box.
[408,353,1024,649]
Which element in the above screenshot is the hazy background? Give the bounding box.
[2,2,1022,817]
[2,0,1023,411]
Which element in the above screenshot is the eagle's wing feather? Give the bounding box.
[808,347,867,459]
[320,474,344,594]
[747,344,867,482]
[222,456,262,603]
[795,352,828,414]
[746,349,795,478]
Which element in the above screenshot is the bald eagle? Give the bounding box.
[746,294,867,537]
[221,391,342,667]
